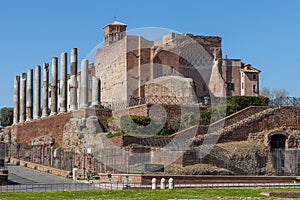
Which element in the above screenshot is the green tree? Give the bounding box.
[0,107,13,126]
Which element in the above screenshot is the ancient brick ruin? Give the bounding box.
[2,21,299,178]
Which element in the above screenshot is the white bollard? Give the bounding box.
[160,178,166,189]
[124,175,129,187]
[72,168,78,181]
[151,178,157,190]
[168,178,174,189]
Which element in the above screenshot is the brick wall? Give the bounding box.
[8,108,112,146]
[10,112,72,145]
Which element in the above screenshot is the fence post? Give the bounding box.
[124,175,129,188]
[160,178,166,189]
[151,178,156,190]
[72,168,78,180]
[168,178,174,189]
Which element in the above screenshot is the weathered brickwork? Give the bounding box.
[95,30,225,106]
[10,112,72,145]
[8,108,112,145]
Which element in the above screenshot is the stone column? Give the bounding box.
[19,73,26,123]
[91,76,101,106]
[34,65,41,119]
[13,76,20,124]
[70,48,78,111]
[26,69,33,121]
[80,59,89,109]
[60,52,67,113]
[50,57,58,116]
[42,63,49,118]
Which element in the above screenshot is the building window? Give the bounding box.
[227,83,234,91]
[241,82,244,89]
[252,74,257,80]
[253,84,256,92]
[241,72,244,77]
[88,80,92,89]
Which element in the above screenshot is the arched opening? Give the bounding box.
[270,133,287,175]
[270,134,286,149]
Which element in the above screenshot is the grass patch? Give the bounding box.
[0,188,299,199]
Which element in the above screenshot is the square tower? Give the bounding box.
[103,21,127,47]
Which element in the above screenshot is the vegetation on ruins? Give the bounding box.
[106,112,199,138]
[0,107,13,126]
[105,96,269,137]
[118,115,177,136]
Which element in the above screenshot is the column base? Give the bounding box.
[50,112,57,116]
[80,104,89,109]
[26,118,32,122]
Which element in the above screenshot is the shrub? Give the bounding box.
[106,131,125,138]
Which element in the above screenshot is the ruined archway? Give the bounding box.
[269,133,287,175]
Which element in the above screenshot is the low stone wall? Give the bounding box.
[98,174,297,185]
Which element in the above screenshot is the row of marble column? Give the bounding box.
[13,48,101,124]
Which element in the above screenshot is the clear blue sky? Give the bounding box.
[1,0,300,108]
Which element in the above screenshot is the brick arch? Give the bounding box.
[268,131,289,138]
[267,131,288,149]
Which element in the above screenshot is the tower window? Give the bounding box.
[252,74,257,80]
[253,84,256,92]
[227,83,234,91]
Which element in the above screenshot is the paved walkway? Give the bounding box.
[1,163,100,192]
[7,163,74,185]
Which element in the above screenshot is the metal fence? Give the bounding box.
[0,182,100,193]
[4,142,300,177]
[269,97,300,107]
[1,181,300,193]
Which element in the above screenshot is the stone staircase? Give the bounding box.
[221,107,280,134]
[193,106,280,145]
